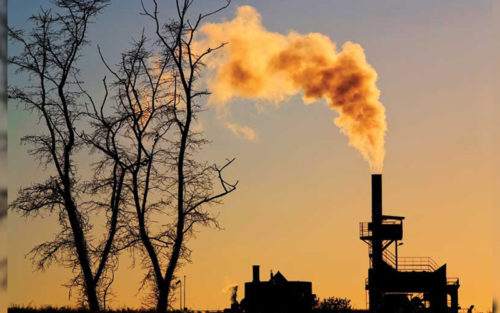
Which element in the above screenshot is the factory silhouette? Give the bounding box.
[225,175,464,313]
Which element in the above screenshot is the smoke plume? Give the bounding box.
[197,6,387,172]
[225,121,259,142]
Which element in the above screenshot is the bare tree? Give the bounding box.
[7,1,126,310]
[88,35,179,307]
[91,0,237,310]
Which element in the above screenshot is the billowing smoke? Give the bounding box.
[197,6,387,172]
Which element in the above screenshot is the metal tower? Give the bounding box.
[360,174,460,313]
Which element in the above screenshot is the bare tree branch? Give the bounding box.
[133,1,235,311]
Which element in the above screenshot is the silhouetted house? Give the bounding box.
[240,265,314,313]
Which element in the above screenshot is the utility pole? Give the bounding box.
[184,275,186,310]
[178,280,182,311]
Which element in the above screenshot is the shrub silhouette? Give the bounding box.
[314,297,353,313]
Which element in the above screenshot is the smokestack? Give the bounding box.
[252,265,260,282]
[371,174,383,272]
[371,174,382,223]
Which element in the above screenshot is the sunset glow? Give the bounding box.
[6,1,494,312]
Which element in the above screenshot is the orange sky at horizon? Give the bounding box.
[7,0,495,312]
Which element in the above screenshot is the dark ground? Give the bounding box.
[8,308,190,313]
[8,307,369,313]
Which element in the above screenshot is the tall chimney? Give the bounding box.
[371,174,383,272]
[252,265,260,282]
[370,174,383,311]
[371,174,382,223]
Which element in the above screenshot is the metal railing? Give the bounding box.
[397,256,439,272]
[383,249,439,272]
[359,222,372,238]
[359,220,403,239]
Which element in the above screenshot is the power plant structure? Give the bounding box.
[360,174,460,313]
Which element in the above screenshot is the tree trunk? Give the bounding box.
[155,91,191,311]
[85,282,100,312]
[156,284,169,313]
[64,194,100,311]
[160,232,184,312]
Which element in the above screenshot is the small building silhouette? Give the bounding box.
[240,265,314,313]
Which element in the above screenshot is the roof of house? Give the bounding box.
[270,271,288,284]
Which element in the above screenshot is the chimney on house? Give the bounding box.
[253,265,260,282]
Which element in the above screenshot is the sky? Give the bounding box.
[7,0,496,312]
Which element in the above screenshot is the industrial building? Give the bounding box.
[360,174,460,313]
[240,265,314,313]
[229,174,465,313]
